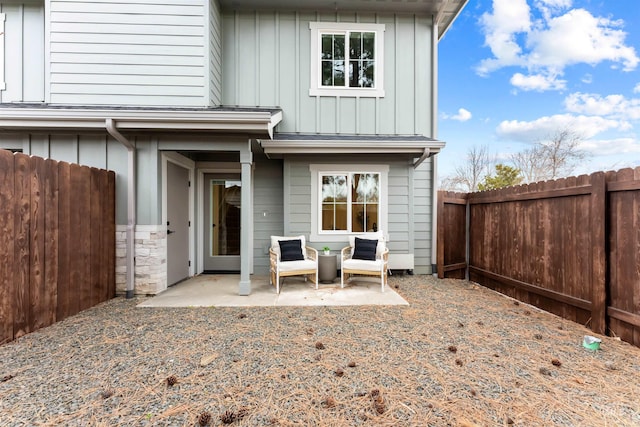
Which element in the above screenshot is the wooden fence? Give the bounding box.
[437,168,640,347]
[0,150,116,344]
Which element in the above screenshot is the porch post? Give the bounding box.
[239,148,253,295]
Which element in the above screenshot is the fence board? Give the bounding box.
[29,156,47,332]
[57,161,71,321]
[0,151,15,344]
[0,150,115,344]
[44,159,59,327]
[437,191,467,279]
[13,153,31,339]
[438,167,640,348]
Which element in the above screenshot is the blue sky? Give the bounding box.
[437,0,640,180]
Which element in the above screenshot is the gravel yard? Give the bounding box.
[1,275,639,426]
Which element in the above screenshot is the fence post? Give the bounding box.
[591,172,607,335]
[437,191,445,278]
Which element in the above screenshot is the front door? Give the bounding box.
[167,161,190,285]
[203,174,241,272]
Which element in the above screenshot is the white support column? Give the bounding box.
[239,148,253,295]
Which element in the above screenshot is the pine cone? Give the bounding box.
[220,410,236,424]
[198,411,212,426]
[166,375,177,386]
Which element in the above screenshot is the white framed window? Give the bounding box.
[0,13,5,91]
[310,164,388,242]
[309,22,385,98]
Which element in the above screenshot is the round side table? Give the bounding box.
[318,254,337,283]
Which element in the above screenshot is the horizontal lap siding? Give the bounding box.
[209,0,222,105]
[49,0,207,106]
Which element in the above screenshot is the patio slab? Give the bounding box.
[136,274,408,307]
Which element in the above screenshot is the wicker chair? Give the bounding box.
[269,235,318,294]
[340,233,388,292]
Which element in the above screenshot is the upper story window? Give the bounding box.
[0,13,5,91]
[309,22,385,98]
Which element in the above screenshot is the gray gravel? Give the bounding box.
[1,275,639,426]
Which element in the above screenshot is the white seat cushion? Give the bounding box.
[342,258,384,272]
[277,259,317,272]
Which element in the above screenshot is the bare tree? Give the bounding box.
[510,127,589,183]
[440,145,493,192]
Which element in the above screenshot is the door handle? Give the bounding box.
[167,229,175,235]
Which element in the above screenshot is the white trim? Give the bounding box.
[309,22,385,98]
[162,152,196,278]
[309,164,389,243]
[0,13,6,91]
[0,108,283,136]
[196,163,242,275]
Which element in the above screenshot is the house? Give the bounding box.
[0,0,468,296]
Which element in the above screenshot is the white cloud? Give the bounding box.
[634,83,640,93]
[527,9,639,71]
[579,137,640,156]
[564,92,640,120]
[496,113,625,142]
[510,71,566,91]
[442,108,472,122]
[477,2,639,91]
[477,0,532,75]
[581,73,593,84]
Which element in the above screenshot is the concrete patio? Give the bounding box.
[137,274,409,307]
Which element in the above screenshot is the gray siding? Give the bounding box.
[282,156,434,272]
[252,158,284,274]
[0,2,45,103]
[222,11,434,136]
[208,0,222,105]
[48,0,208,106]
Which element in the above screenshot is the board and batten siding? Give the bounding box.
[48,0,209,106]
[0,2,45,103]
[283,157,435,274]
[222,11,433,135]
[208,0,222,105]
[252,157,284,274]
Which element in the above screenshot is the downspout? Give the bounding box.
[431,15,439,275]
[106,118,136,299]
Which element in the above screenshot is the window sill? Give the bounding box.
[309,87,385,98]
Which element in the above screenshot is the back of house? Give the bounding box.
[0,0,467,295]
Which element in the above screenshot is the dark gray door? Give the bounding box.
[167,162,190,285]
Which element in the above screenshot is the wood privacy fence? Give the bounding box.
[0,150,116,344]
[437,168,640,347]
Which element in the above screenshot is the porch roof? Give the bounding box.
[258,132,445,167]
[0,104,283,138]
[219,0,469,39]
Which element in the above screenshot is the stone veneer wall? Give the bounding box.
[116,225,167,295]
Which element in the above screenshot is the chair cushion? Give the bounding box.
[279,239,304,261]
[353,237,377,261]
[343,258,384,271]
[271,235,307,258]
[278,259,317,272]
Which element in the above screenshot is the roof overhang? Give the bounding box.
[0,105,283,138]
[259,133,446,168]
[219,0,468,39]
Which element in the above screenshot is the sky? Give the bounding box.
[437,0,640,182]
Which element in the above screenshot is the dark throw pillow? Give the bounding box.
[279,239,304,261]
[352,237,378,261]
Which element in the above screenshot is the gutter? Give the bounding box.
[106,118,136,299]
[431,16,440,276]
